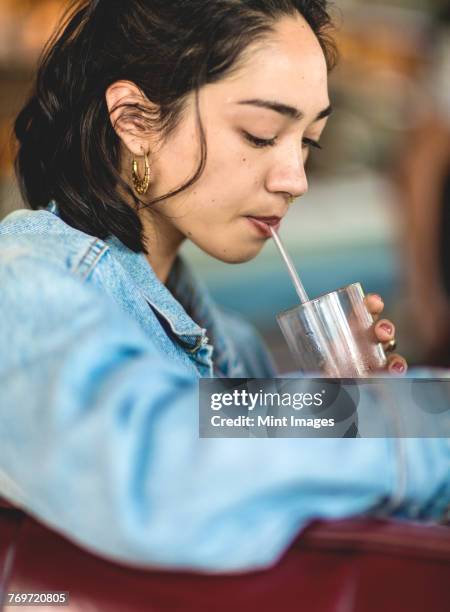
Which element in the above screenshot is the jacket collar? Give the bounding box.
[46,200,204,341]
[46,200,239,374]
[104,233,204,340]
[167,256,241,377]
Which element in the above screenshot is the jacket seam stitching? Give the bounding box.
[74,240,109,281]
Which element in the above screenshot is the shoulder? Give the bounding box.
[0,210,112,328]
[0,213,157,372]
[0,208,125,336]
[0,208,110,282]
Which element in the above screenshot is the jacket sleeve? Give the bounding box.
[0,254,449,572]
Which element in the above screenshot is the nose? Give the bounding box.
[265,150,309,199]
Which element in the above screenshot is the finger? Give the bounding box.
[374,318,395,342]
[364,293,384,317]
[387,354,407,375]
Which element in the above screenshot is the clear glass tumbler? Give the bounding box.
[277,282,387,377]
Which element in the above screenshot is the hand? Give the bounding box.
[364,293,407,375]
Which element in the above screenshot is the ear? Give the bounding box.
[105,80,159,157]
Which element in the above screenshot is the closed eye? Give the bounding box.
[242,131,322,150]
[302,137,322,150]
[242,131,276,148]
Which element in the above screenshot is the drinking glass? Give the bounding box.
[277,282,387,376]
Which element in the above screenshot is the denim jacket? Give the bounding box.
[0,202,449,571]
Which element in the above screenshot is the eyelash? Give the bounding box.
[242,131,323,150]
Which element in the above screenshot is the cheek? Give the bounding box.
[203,124,262,184]
[201,151,262,207]
[183,161,257,220]
[157,126,263,228]
[152,124,202,191]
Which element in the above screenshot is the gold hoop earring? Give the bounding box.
[132,151,151,195]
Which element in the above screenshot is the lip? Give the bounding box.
[246,216,281,238]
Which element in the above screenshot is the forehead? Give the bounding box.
[219,15,329,114]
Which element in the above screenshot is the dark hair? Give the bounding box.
[14,0,337,253]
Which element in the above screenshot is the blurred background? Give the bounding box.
[0,0,449,372]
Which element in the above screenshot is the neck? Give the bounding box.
[140,211,186,284]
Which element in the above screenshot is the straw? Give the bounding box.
[270,226,309,304]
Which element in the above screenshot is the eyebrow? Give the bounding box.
[236,98,333,122]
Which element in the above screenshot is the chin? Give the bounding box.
[216,253,256,264]
[210,244,264,264]
[191,231,267,264]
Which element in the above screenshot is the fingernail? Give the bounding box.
[391,362,405,373]
[372,294,383,303]
[380,323,392,334]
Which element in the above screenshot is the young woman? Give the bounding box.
[0,0,448,572]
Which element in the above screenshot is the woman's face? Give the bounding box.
[144,14,331,263]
